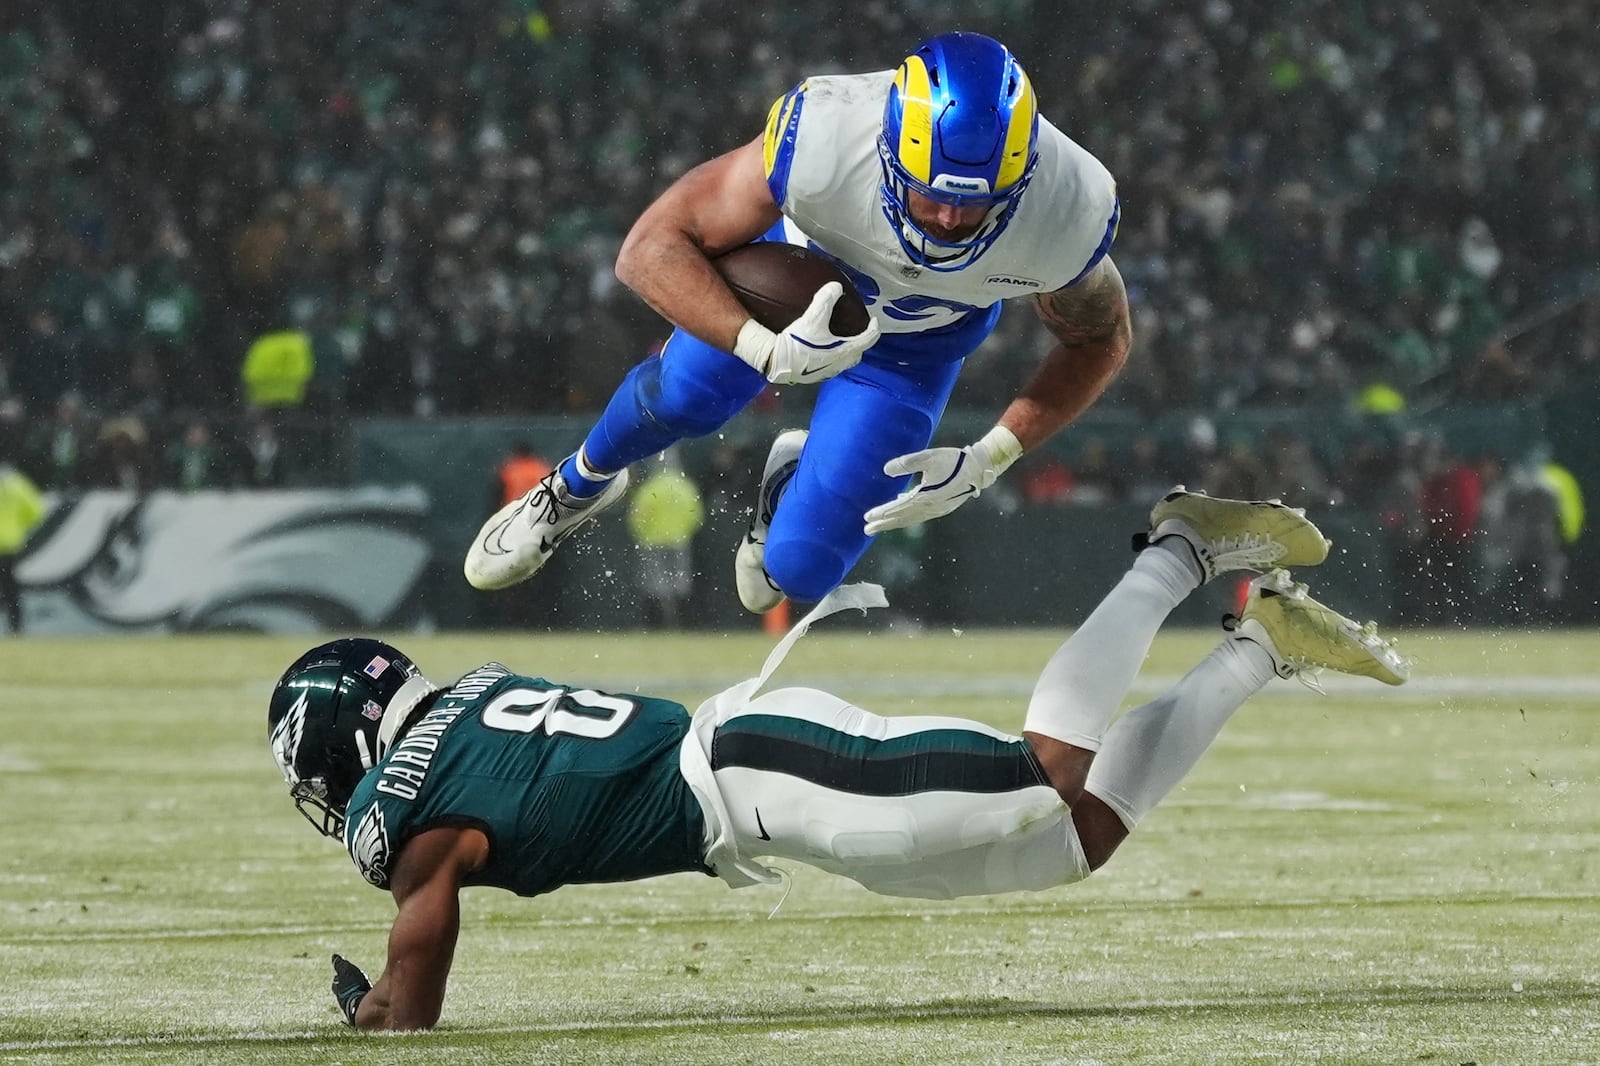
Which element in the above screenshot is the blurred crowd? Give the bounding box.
[1002,415,1584,623]
[0,390,296,492]
[0,0,1596,600]
[3,0,1598,424]
[1036,0,1600,415]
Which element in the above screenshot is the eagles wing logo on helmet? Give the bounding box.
[270,690,311,785]
[348,804,392,888]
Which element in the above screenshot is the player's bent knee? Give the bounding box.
[764,539,850,603]
[1072,792,1133,870]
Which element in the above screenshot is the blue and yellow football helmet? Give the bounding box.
[878,32,1039,271]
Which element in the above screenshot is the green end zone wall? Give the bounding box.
[353,404,1578,631]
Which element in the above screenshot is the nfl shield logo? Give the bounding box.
[363,655,390,679]
[361,699,384,721]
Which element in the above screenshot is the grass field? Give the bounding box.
[2,623,1598,1065]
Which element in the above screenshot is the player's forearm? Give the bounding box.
[616,227,753,352]
[1000,256,1132,449]
[352,974,443,1031]
[997,331,1130,450]
[615,141,783,355]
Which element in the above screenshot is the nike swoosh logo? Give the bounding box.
[481,516,515,556]
[539,523,582,555]
[479,495,543,557]
[754,808,772,841]
[793,337,844,351]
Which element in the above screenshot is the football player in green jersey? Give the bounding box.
[270,488,1409,1030]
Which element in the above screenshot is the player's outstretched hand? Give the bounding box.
[734,282,880,385]
[330,953,373,1027]
[864,427,1023,535]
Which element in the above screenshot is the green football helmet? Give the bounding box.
[267,638,439,839]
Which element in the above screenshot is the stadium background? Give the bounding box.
[2,0,1598,633]
[5,6,1600,1063]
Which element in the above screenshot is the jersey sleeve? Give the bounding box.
[1066,191,1120,287]
[762,80,809,207]
[1030,118,1122,291]
[343,785,398,890]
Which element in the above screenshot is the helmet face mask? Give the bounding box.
[878,32,1039,272]
[289,777,348,839]
[267,638,434,840]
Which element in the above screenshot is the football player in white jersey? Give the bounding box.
[465,32,1130,614]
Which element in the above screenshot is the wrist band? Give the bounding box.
[338,991,367,1026]
[977,425,1024,473]
[732,319,778,374]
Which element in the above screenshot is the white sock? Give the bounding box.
[573,447,614,484]
[560,446,616,500]
[1083,635,1277,830]
[1022,544,1199,750]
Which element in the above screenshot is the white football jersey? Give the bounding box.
[762,71,1120,335]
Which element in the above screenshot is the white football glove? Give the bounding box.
[732,282,881,385]
[863,426,1023,535]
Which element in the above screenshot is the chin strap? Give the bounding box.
[377,674,445,758]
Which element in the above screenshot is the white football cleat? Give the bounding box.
[464,465,630,590]
[734,429,807,614]
[1232,569,1411,689]
[1141,484,1331,582]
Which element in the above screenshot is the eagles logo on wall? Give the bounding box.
[14,488,432,634]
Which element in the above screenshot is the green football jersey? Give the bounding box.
[343,663,710,897]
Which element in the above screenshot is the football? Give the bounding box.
[712,242,871,336]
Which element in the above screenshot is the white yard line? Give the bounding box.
[0,981,1586,1052]
[5,889,1594,946]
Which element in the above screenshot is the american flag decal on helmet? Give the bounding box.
[363,655,390,679]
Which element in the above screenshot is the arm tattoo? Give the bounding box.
[1032,261,1129,348]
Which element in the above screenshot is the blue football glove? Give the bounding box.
[330,953,372,1026]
